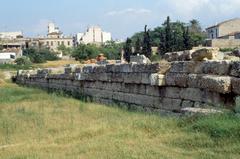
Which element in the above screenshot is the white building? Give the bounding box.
[0,31,23,40]
[48,22,60,34]
[76,26,111,45]
[0,52,16,64]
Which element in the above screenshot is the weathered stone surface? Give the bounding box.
[150,74,166,86]
[130,55,151,64]
[146,86,160,97]
[194,61,231,75]
[82,65,96,73]
[124,73,141,83]
[191,48,221,61]
[230,62,240,77]
[232,77,240,95]
[169,61,196,73]
[188,74,232,94]
[165,73,188,87]
[181,100,194,108]
[181,107,223,115]
[161,98,182,111]
[180,88,202,102]
[162,87,181,99]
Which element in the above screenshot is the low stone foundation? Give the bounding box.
[14,61,240,113]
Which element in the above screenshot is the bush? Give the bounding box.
[23,48,59,63]
[15,57,32,66]
[179,113,240,140]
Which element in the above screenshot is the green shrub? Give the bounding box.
[15,56,32,66]
[23,48,60,64]
[179,113,240,140]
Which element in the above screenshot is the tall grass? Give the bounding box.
[0,84,240,159]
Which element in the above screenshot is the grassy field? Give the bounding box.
[0,82,240,158]
[0,59,80,71]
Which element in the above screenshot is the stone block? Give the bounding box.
[165,73,188,87]
[124,73,141,84]
[169,61,196,73]
[146,85,160,97]
[187,74,232,94]
[150,74,166,86]
[181,100,194,108]
[162,87,181,99]
[111,73,123,82]
[180,88,202,102]
[194,61,231,75]
[82,65,96,73]
[232,77,240,95]
[141,73,151,84]
[191,48,220,61]
[161,98,182,111]
[230,62,240,77]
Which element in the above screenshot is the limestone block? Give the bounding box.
[84,88,113,99]
[180,88,202,102]
[146,86,160,97]
[192,48,220,61]
[75,67,83,73]
[161,98,182,111]
[82,65,96,73]
[232,77,240,95]
[162,87,181,99]
[106,64,115,73]
[194,61,231,75]
[98,73,110,82]
[93,65,107,73]
[169,61,196,73]
[150,74,166,86]
[230,62,240,77]
[199,75,231,94]
[124,73,141,84]
[130,55,151,64]
[165,73,188,87]
[120,64,134,73]
[141,73,151,84]
[181,100,194,108]
[110,73,123,83]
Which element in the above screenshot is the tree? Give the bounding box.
[183,26,192,50]
[123,38,132,62]
[15,57,32,66]
[71,44,100,61]
[57,44,72,56]
[134,37,141,55]
[165,16,172,53]
[189,19,202,33]
[142,25,152,58]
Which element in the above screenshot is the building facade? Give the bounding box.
[206,18,240,39]
[0,31,23,40]
[76,26,111,45]
[205,18,240,48]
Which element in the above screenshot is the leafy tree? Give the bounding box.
[165,16,172,53]
[134,37,142,55]
[15,56,32,66]
[183,26,192,50]
[72,44,100,61]
[57,44,73,56]
[23,48,59,63]
[142,25,152,58]
[123,38,132,62]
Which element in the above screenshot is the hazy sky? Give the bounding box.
[0,0,239,39]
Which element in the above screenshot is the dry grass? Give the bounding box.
[0,84,240,159]
[34,59,81,68]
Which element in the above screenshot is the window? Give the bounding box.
[51,41,53,46]
[68,41,70,46]
[61,41,64,45]
[58,41,60,46]
[46,41,49,46]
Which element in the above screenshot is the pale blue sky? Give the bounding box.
[0,0,239,39]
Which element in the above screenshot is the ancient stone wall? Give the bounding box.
[14,61,240,113]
